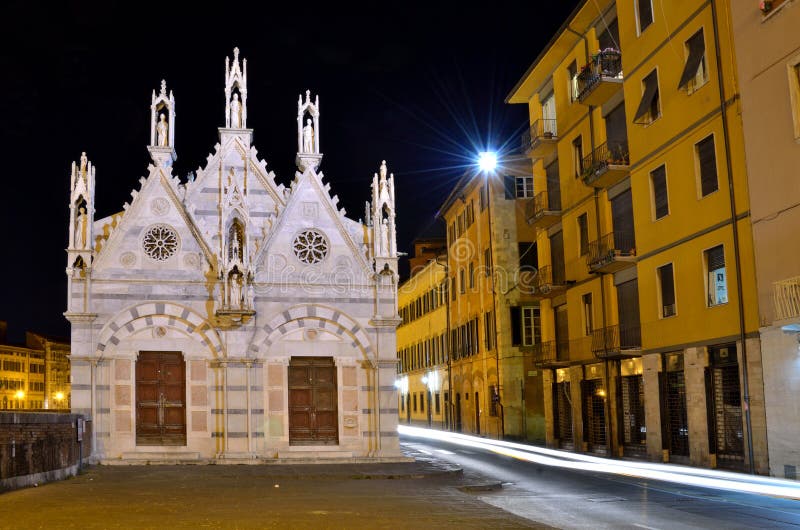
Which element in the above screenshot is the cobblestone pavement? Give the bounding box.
[0,461,547,529]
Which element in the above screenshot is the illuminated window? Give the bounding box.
[705,245,727,306]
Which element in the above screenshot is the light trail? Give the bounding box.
[399,425,800,500]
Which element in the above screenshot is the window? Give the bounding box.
[451,277,456,301]
[705,245,727,306]
[651,165,669,219]
[696,135,718,197]
[413,393,417,412]
[468,262,475,290]
[518,242,537,270]
[515,176,534,198]
[484,248,492,276]
[459,268,465,294]
[582,293,593,336]
[679,29,707,92]
[521,307,542,346]
[572,136,583,178]
[479,183,488,211]
[568,60,579,102]
[420,392,425,413]
[634,70,660,124]
[448,222,456,245]
[658,263,676,317]
[484,311,495,351]
[465,201,475,227]
[435,392,441,414]
[578,213,589,256]
[637,0,653,34]
[789,60,800,139]
[489,385,500,417]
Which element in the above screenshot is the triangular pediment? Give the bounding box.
[254,168,372,285]
[92,166,214,279]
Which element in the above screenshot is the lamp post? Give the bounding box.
[478,151,504,440]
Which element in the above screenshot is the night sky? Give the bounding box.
[1,1,579,342]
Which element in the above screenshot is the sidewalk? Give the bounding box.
[0,457,545,529]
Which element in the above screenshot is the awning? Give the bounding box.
[633,71,659,123]
[678,30,706,90]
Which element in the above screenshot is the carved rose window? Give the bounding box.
[292,229,328,264]
[142,224,179,261]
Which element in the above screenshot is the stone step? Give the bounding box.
[109,451,202,464]
[276,450,354,459]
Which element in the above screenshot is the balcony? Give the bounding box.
[581,141,630,189]
[521,119,558,160]
[591,324,641,359]
[587,232,636,273]
[577,49,624,107]
[525,191,561,230]
[534,265,567,298]
[532,340,570,367]
[773,276,800,321]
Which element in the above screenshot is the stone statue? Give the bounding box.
[156,113,169,146]
[229,270,242,308]
[230,93,242,128]
[302,118,315,153]
[80,152,88,174]
[379,218,389,255]
[231,233,241,262]
[246,284,254,309]
[75,207,88,249]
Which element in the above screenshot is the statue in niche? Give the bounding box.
[246,284,254,309]
[379,218,389,255]
[229,269,243,308]
[156,113,169,146]
[80,152,88,174]
[230,93,242,128]
[231,232,241,262]
[75,207,88,249]
[302,118,315,153]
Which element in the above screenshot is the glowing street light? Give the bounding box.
[14,390,25,402]
[54,391,65,402]
[478,151,497,172]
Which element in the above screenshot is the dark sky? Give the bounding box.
[0,1,579,342]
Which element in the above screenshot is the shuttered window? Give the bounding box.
[658,263,676,317]
[545,161,561,210]
[503,175,516,199]
[638,0,653,33]
[611,189,636,253]
[634,70,660,124]
[696,135,718,196]
[679,29,707,91]
[651,165,669,219]
[578,213,589,256]
[510,306,522,346]
[705,245,727,306]
[550,231,566,284]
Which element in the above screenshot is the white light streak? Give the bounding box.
[399,425,800,500]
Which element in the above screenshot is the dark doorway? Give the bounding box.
[136,351,186,446]
[582,378,607,454]
[707,345,744,468]
[554,380,573,450]
[288,357,338,445]
[475,391,480,435]
[455,393,462,432]
[661,353,689,459]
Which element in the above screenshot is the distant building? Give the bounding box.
[730,0,800,479]
[0,322,70,410]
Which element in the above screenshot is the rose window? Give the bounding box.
[292,229,329,264]
[142,224,179,261]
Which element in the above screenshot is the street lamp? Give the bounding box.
[14,390,25,409]
[478,151,498,172]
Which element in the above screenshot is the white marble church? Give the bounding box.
[65,48,402,463]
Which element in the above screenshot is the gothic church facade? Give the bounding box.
[65,49,402,462]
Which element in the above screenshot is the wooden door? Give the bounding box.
[288,357,338,445]
[136,351,186,446]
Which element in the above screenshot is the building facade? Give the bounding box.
[66,49,402,463]
[730,0,800,479]
[0,324,70,410]
[507,0,768,472]
[396,248,449,429]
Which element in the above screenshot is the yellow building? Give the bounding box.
[507,0,767,472]
[0,323,71,410]
[438,157,542,441]
[396,239,449,429]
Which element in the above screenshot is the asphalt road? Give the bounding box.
[400,431,800,529]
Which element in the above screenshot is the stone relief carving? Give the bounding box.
[183,252,201,269]
[150,197,170,216]
[119,251,136,268]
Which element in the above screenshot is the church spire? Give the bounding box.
[147,79,176,167]
[224,47,248,129]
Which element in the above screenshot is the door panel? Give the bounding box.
[289,357,339,445]
[136,352,186,446]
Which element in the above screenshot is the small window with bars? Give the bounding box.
[705,245,727,306]
[650,165,669,220]
[696,135,718,197]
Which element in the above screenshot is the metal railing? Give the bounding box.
[526,191,562,221]
[534,264,566,292]
[533,339,571,366]
[577,49,623,101]
[587,231,636,267]
[591,324,641,357]
[582,141,630,181]
[774,276,800,320]
[521,118,558,152]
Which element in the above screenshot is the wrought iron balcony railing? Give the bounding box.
[582,141,630,183]
[525,190,562,221]
[577,49,623,102]
[587,231,636,268]
[521,118,558,153]
[591,324,641,358]
[534,264,566,294]
[773,276,800,321]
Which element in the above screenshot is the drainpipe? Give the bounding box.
[710,0,755,474]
